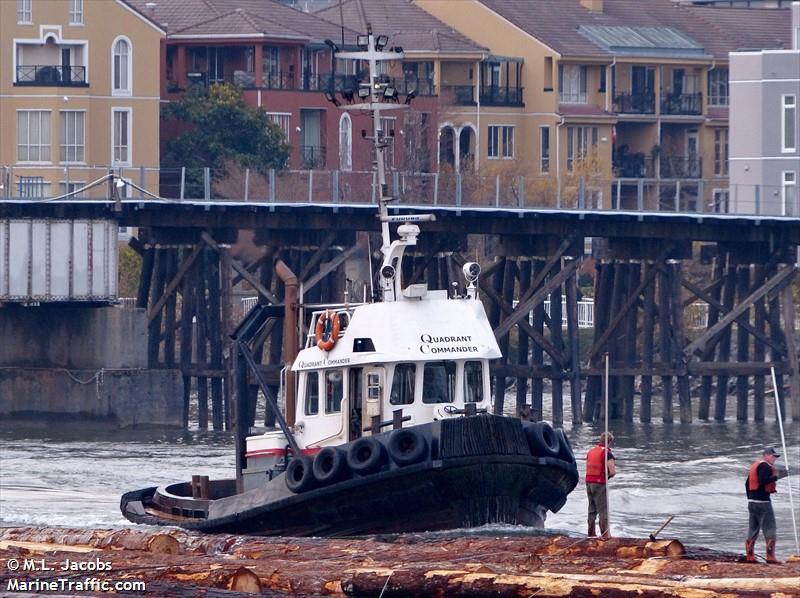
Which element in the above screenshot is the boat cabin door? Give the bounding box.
[348,367,384,440]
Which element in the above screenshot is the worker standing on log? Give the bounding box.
[585,432,616,538]
[745,447,788,563]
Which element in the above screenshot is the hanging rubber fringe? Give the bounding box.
[440,415,529,459]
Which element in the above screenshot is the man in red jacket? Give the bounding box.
[745,447,788,563]
[585,432,616,538]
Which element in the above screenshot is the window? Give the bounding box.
[112,108,131,165]
[543,56,554,91]
[338,113,352,171]
[782,95,796,152]
[488,125,514,159]
[59,111,84,163]
[708,69,728,106]
[304,372,319,416]
[711,189,729,213]
[208,47,224,83]
[714,128,728,176]
[540,126,550,173]
[17,110,51,162]
[325,370,343,413]
[266,113,290,139]
[17,177,48,198]
[464,361,484,403]
[422,361,456,404]
[380,116,395,168]
[112,37,131,94]
[598,65,607,93]
[69,0,83,24]
[566,126,598,171]
[783,171,797,217]
[59,181,84,199]
[390,363,416,405]
[559,64,587,103]
[17,0,31,23]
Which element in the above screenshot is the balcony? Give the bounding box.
[660,92,703,116]
[660,156,702,179]
[15,65,88,87]
[446,85,524,107]
[300,146,326,170]
[614,153,655,178]
[613,92,655,114]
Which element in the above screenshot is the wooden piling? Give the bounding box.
[531,259,545,422]
[752,265,766,422]
[208,252,224,431]
[515,259,531,417]
[672,262,692,424]
[622,263,640,422]
[736,265,751,421]
[549,259,564,425]
[493,259,516,415]
[565,260,582,425]
[781,281,800,421]
[658,264,674,422]
[714,262,736,421]
[195,248,209,430]
[148,249,167,368]
[221,251,233,430]
[698,254,723,420]
[163,249,178,369]
[136,247,155,310]
[179,248,194,428]
[640,262,655,423]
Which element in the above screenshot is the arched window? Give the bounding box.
[339,113,352,171]
[112,37,131,94]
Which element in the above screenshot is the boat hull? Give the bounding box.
[121,416,579,536]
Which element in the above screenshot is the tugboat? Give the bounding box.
[121,28,578,536]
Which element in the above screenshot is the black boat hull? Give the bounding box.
[121,416,579,536]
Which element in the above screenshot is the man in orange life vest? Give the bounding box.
[585,432,616,538]
[745,447,788,563]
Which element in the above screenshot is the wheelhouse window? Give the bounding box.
[422,361,456,404]
[708,69,728,106]
[390,363,416,405]
[17,110,51,162]
[464,361,484,403]
[18,0,31,23]
[304,372,319,416]
[325,370,343,413]
[112,37,131,94]
[69,0,83,24]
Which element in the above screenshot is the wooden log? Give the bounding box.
[672,262,692,424]
[714,263,736,421]
[549,259,564,425]
[658,264,674,422]
[698,254,723,420]
[736,266,751,421]
[565,260,582,425]
[136,246,155,309]
[195,248,209,430]
[640,262,656,423]
[515,260,531,417]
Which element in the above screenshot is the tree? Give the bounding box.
[162,84,290,198]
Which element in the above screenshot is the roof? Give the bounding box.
[316,0,487,56]
[125,0,359,44]
[474,0,792,60]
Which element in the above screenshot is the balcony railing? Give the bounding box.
[445,85,524,106]
[300,146,326,169]
[613,154,655,178]
[660,92,703,115]
[613,92,656,114]
[660,156,702,179]
[15,65,88,86]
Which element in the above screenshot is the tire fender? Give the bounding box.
[346,437,386,475]
[525,421,561,458]
[285,455,316,493]
[312,447,348,484]
[387,428,428,466]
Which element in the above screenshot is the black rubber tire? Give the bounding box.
[555,428,576,463]
[312,447,348,484]
[387,428,428,466]
[525,422,561,458]
[346,437,386,475]
[285,455,316,493]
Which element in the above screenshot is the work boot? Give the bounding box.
[599,519,611,539]
[744,539,757,563]
[587,519,596,537]
[765,539,779,564]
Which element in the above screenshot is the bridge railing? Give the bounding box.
[1,165,797,217]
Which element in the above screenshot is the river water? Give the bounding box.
[1,408,799,559]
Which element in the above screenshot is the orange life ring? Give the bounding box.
[315,310,340,351]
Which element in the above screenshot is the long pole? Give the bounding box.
[771,366,800,555]
[604,351,611,536]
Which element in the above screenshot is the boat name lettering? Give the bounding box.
[420,334,473,344]
[299,357,351,369]
[420,344,479,355]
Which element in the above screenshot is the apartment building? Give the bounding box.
[729,2,800,215]
[0,0,164,199]
[417,0,793,210]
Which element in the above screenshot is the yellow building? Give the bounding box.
[0,0,164,200]
[416,0,793,210]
